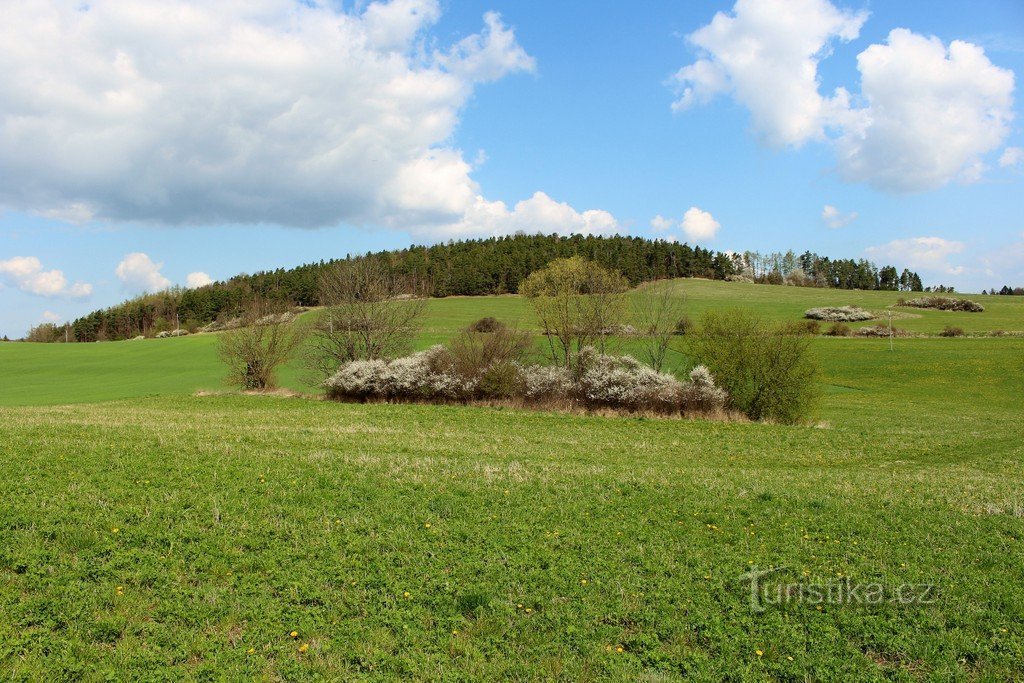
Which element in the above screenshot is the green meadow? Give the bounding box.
[1,280,1023,680]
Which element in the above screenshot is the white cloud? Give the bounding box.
[0,256,92,298]
[671,0,1016,192]
[865,237,966,275]
[1000,146,1024,168]
[670,0,867,147]
[41,310,61,323]
[0,1,608,239]
[115,253,171,293]
[821,204,857,228]
[650,214,676,233]
[186,271,213,289]
[680,207,720,242]
[836,29,1016,192]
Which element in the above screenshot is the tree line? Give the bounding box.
[60,234,924,342]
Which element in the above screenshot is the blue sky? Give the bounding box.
[1,0,1023,338]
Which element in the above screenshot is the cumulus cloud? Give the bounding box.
[680,207,721,242]
[865,237,966,276]
[41,310,61,323]
[0,256,92,298]
[186,271,213,289]
[671,0,1016,192]
[836,29,1016,192]
[115,253,171,293]
[0,1,609,238]
[821,204,857,228]
[1000,147,1024,168]
[650,214,676,233]
[670,0,867,147]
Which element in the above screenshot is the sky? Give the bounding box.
[1,0,1023,338]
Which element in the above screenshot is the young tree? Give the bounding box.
[630,281,686,371]
[519,256,629,367]
[219,299,307,390]
[306,259,427,380]
[689,309,819,423]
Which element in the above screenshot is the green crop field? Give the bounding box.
[1,280,1023,680]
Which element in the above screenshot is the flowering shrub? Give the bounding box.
[156,329,189,338]
[804,306,874,322]
[681,365,728,413]
[326,345,728,416]
[519,364,572,401]
[856,325,910,338]
[898,297,984,312]
[573,348,682,411]
[325,346,473,401]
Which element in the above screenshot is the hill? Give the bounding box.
[57,234,926,343]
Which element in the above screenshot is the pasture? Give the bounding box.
[1,280,1022,680]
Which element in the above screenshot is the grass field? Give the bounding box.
[1,280,1023,680]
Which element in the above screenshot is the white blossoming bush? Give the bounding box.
[681,365,728,413]
[156,329,189,338]
[519,364,572,401]
[804,306,874,322]
[325,346,474,401]
[573,348,683,411]
[325,345,729,416]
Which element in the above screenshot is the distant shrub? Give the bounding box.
[939,325,965,337]
[804,306,874,322]
[899,297,984,312]
[784,320,821,336]
[673,316,693,336]
[689,310,819,424]
[856,325,910,338]
[156,329,189,338]
[468,317,505,333]
[725,274,754,283]
[824,323,852,337]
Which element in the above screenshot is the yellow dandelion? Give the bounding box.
[111,527,120,534]
[247,648,255,655]
[403,591,410,598]
[298,643,309,653]
[756,649,763,657]
[424,523,431,528]
[580,579,588,585]
[616,646,624,653]
[525,608,533,614]
[452,630,459,635]
[787,655,794,661]
[289,631,299,638]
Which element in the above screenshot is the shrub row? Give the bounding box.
[324,345,728,416]
[804,306,875,322]
[898,297,984,312]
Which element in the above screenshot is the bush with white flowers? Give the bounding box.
[804,306,874,322]
[325,344,728,416]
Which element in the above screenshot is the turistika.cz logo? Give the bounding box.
[740,566,938,613]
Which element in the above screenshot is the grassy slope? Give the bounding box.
[2,279,1021,407]
[1,280,1023,679]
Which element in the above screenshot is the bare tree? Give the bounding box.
[519,256,628,367]
[631,281,686,371]
[219,299,307,390]
[307,259,428,380]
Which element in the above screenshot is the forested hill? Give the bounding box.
[65,234,923,342]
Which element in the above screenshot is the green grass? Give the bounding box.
[1,280,1023,679]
